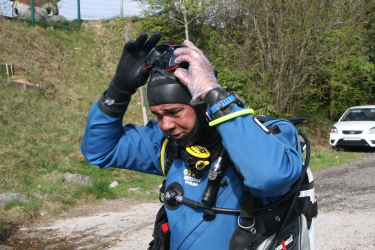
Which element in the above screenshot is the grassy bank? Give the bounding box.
[0,18,164,225]
[0,17,364,226]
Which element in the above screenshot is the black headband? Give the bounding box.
[145,44,192,106]
[147,71,192,106]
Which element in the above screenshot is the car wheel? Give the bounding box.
[46,7,58,16]
[12,8,19,17]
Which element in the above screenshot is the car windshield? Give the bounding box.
[341,108,375,121]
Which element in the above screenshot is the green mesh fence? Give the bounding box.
[59,0,143,20]
[0,0,143,27]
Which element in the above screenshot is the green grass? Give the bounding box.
[0,18,367,226]
[0,18,162,225]
[309,147,363,172]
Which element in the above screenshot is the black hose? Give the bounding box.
[174,130,311,217]
[201,148,229,206]
[271,130,311,249]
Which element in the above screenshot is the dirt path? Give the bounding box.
[313,150,375,249]
[1,199,161,249]
[1,151,375,249]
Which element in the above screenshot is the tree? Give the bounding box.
[135,0,215,41]
[321,2,375,118]
[208,0,370,116]
[134,0,374,117]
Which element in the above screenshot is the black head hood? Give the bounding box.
[145,45,215,147]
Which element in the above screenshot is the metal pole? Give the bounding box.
[5,63,9,80]
[120,0,123,17]
[30,0,35,26]
[140,86,148,126]
[77,0,81,26]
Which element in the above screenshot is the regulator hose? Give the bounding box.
[201,148,229,206]
[169,130,311,216]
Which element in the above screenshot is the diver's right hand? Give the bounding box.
[106,32,161,102]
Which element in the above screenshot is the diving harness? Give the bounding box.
[154,117,317,250]
[160,117,311,215]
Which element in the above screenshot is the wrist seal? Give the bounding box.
[98,90,131,117]
[106,80,135,103]
[205,88,245,120]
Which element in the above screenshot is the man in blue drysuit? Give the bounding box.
[81,32,311,250]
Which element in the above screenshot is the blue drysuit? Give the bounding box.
[81,101,302,250]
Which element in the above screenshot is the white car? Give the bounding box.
[330,105,375,148]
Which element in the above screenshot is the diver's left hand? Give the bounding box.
[174,41,221,105]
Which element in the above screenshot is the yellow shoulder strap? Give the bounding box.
[160,137,170,176]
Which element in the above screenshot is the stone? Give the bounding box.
[109,181,119,188]
[128,186,140,191]
[61,172,92,185]
[0,193,28,206]
[0,245,13,250]
[47,15,66,23]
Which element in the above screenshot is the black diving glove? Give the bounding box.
[99,32,161,117]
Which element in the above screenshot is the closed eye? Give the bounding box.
[150,107,184,119]
[170,110,181,116]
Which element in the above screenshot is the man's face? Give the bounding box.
[150,103,197,140]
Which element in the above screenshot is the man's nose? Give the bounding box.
[160,116,176,132]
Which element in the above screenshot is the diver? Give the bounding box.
[81,32,317,250]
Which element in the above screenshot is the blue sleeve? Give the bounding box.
[81,101,167,176]
[216,106,303,198]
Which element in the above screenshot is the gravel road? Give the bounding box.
[313,150,375,249]
[1,150,375,249]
